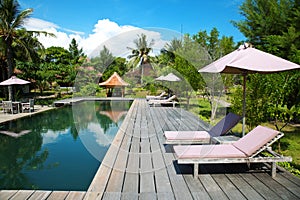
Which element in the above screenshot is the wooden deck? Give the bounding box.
[1,99,300,200]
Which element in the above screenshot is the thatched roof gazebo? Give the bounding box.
[99,72,129,97]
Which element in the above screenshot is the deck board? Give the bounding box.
[1,99,300,200]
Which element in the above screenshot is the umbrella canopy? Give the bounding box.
[199,44,300,74]
[0,76,30,85]
[160,73,181,82]
[155,73,181,95]
[154,75,166,81]
[199,43,300,135]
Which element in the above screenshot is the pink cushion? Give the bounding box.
[174,145,246,159]
[233,126,280,156]
[165,131,210,140]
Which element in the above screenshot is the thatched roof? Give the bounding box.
[99,72,129,87]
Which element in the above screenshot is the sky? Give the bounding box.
[19,0,246,57]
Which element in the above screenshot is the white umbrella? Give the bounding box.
[0,76,30,85]
[161,73,181,82]
[155,73,181,94]
[199,43,300,135]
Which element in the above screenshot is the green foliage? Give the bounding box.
[68,38,85,65]
[233,0,300,63]
[278,162,300,177]
[90,45,114,73]
[77,83,100,96]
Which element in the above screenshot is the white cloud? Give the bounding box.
[24,18,181,57]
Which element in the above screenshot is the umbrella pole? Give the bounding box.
[242,73,247,136]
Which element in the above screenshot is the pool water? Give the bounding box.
[0,100,132,191]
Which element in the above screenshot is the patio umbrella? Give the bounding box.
[161,73,181,82]
[156,73,181,94]
[0,76,30,85]
[154,75,166,81]
[199,43,300,135]
[0,76,31,101]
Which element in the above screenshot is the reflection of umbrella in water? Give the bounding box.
[199,43,300,135]
[99,110,127,123]
[0,130,31,138]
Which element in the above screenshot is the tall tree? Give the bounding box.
[0,0,52,100]
[91,45,114,73]
[232,0,299,62]
[127,33,155,84]
[68,38,85,65]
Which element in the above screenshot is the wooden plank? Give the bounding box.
[198,174,229,200]
[241,173,282,200]
[123,153,139,193]
[157,192,175,200]
[226,174,264,200]
[121,192,139,200]
[0,190,18,200]
[183,175,211,199]
[46,191,69,200]
[9,190,34,200]
[65,191,86,200]
[273,173,300,198]
[139,192,157,200]
[150,107,195,200]
[212,174,246,200]
[253,173,299,199]
[102,192,121,200]
[105,138,130,192]
[28,191,52,200]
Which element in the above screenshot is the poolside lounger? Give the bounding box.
[148,95,179,107]
[165,112,241,144]
[146,91,167,101]
[173,125,292,178]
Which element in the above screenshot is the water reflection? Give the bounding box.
[0,100,132,190]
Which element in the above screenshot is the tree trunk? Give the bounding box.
[6,37,14,101]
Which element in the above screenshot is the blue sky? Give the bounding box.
[19,0,246,56]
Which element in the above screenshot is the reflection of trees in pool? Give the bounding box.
[0,107,78,189]
[0,132,48,189]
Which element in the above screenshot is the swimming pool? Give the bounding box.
[0,100,132,191]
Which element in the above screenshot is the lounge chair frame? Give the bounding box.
[165,113,241,144]
[148,95,179,107]
[175,129,292,178]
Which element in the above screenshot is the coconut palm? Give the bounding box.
[127,33,154,84]
[0,0,53,100]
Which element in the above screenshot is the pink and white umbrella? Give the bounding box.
[199,43,300,135]
[0,76,30,85]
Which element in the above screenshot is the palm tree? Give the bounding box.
[127,33,154,84]
[0,0,53,100]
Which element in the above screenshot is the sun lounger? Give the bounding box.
[146,91,167,101]
[148,95,178,107]
[173,125,292,178]
[165,112,241,144]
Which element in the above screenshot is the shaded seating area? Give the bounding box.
[173,125,292,178]
[164,112,241,144]
[99,72,129,97]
